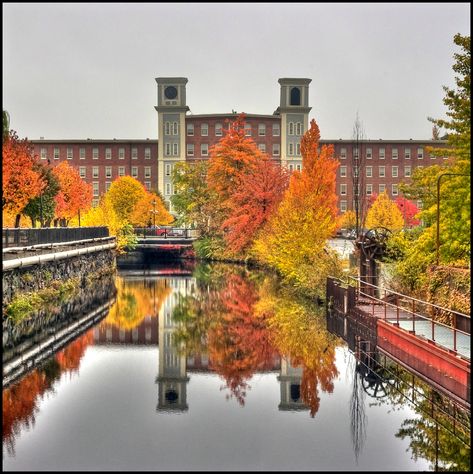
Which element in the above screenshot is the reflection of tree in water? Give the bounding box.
[2,331,94,456]
[256,277,341,417]
[104,276,171,330]
[348,357,367,463]
[355,354,470,471]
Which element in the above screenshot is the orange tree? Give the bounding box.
[253,119,343,296]
[53,161,93,226]
[365,191,405,232]
[129,191,173,227]
[2,131,45,227]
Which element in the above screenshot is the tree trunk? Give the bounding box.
[14,214,21,228]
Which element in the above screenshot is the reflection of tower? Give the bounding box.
[277,356,308,411]
[156,277,195,412]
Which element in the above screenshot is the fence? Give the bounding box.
[2,227,109,248]
[133,227,198,239]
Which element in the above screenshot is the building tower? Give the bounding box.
[155,77,189,211]
[276,78,312,169]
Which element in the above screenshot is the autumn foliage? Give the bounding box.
[52,161,93,224]
[365,191,405,231]
[2,131,45,222]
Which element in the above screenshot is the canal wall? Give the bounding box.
[2,247,117,349]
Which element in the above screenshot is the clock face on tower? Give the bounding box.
[164,86,178,100]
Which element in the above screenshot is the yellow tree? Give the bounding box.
[365,191,405,231]
[253,119,343,295]
[106,176,147,222]
[129,192,173,227]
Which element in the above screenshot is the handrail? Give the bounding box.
[347,275,470,319]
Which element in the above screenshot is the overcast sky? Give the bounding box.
[3,2,470,141]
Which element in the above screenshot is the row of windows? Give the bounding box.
[79,166,152,179]
[184,143,282,157]
[340,196,423,212]
[40,147,152,161]
[339,147,436,160]
[91,180,152,196]
[340,165,417,178]
[340,183,400,196]
[186,122,281,137]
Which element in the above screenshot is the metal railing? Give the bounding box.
[133,227,198,239]
[2,227,109,248]
[347,276,470,358]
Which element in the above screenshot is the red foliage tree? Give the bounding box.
[395,196,420,227]
[222,157,290,253]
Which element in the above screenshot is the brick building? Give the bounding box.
[31,77,448,213]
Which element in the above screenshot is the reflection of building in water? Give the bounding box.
[277,357,308,411]
[94,315,159,345]
[156,277,195,412]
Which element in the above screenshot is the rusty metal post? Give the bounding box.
[453,314,457,353]
[396,295,399,325]
[412,299,415,333]
[432,311,435,342]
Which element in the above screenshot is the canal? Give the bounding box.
[2,261,470,471]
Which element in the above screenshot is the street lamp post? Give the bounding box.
[436,172,470,265]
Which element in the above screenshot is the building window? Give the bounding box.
[144,181,151,191]
[145,147,151,160]
[54,148,60,160]
[172,122,179,135]
[296,143,301,156]
[201,143,209,156]
[295,122,303,136]
[118,166,125,176]
[258,123,266,136]
[105,148,112,160]
[244,124,252,136]
[340,184,347,196]
[340,166,347,178]
[67,148,73,160]
[215,123,223,136]
[405,148,411,159]
[379,166,385,178]
[379,183,386,194]
[353,167,359,178]
[165,143,171,156]
[79,167,86,178]
[417,147,424,159]
[392,166,398,178]
[417,200,423,209]
[296,164,302,172]
[105,166,112,178]
[272,123,280,136]
[105,181,111,192]
[258,143,266,152]
[392,184,399,196]
[288,122,294,135]
[131,147,138,159]
[187,123,194,136]
[366,166,372,178]
[340,148,347,160]
[144,167,151,178]
[392,148,398,160]
[79,148,85,160]
[172,143,178,156]
[379,148,385,160]
[187,144,194,156]
[92,148,98,160]
[201,123,208,136]
[404,165,411,177]
[165,122,171,135]
[366,184,373,196]
[131,166,138,178]
[165,183,171,195]
[353,147,359,159]
[290,87,301,106]
[92,182,99,196]
[119,148,125,159]
[289,164,294,172]
[340,200,347,213]
[366,148,372,159]
[165,164,172,176]
[92,166,99,178]
[288,143,294,156]
[40,148,47,160]
[272,144,280,156]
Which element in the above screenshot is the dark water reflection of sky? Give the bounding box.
[2,262,470,471]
